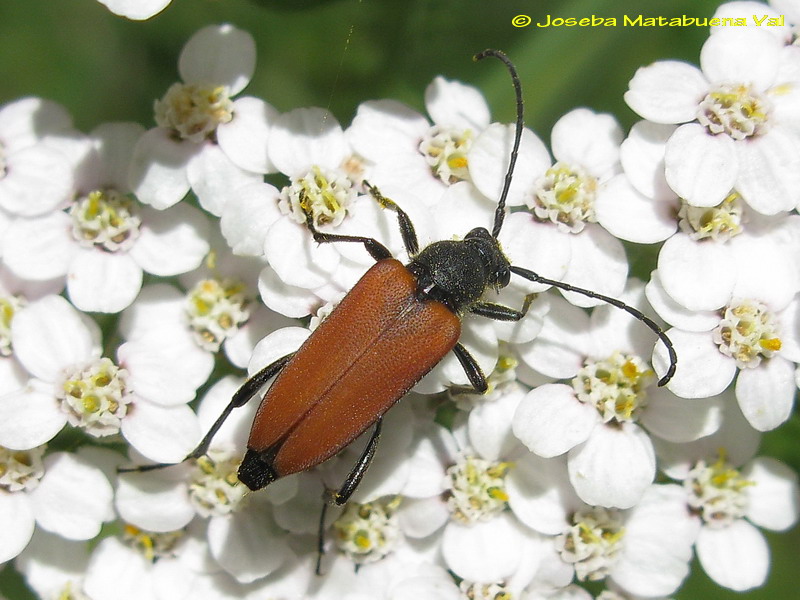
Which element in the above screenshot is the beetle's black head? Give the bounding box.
[464,227,511,289]
[408,226,511,314]
[238,448,279,491]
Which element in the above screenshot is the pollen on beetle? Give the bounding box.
[572,351,654,423]
[122,523,185,562]
[528,162,598,233]
[0,444,46,493]
[459,581,513,600]
[712,299,781,368]
[154,82,234,142]
[445,455,512,524]
[279,165,355,229]
[0,294,25,357]
[677,192,744,242]
[696,83,772,140]
[418,125,474,184]
[185,277,251,352]
[56,358,131,437]
[188,450,248,518]
[684,449,753,529]
[69,189,142,252]
[332,496,403,565]
[555,507,626,582]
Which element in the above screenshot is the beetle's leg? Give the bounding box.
[362,181,419,257]
[325,417,384,506]
[300,194,393,261]
[118,352,295,473]
[509,265,678,386]
[452,342,488,393]
[315,417,384,574]
[470,293,537,321]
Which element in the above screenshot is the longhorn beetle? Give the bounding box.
[125,49,677,536]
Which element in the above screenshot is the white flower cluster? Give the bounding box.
[1,2,799,599]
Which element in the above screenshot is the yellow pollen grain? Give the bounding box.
[760,337,782,352]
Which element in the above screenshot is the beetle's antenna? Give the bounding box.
[509,265,678,386]
[474,49,524,239]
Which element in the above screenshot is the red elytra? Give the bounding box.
[246,258,459,478]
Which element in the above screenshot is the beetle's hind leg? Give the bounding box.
[118,352,295,474]
[315,417,384,574]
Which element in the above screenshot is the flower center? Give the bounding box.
[53,581,91,600]
[556,507,625,581]
[154,82,233,142]
[696,84,772,140]
[122,523,184,562]
[69,189,141,252]
[445,455,511,524]
[572,352,653,423]
[185,277,251,352]
[529,162,598,233]
[57,358,131,437]
[0,294,25,357]
[712,299,781,368]
[684,450,752,528]
[189,450,248,517]
[279,166,355,229]
[418,125,474,184]
[0,445,46,493]
[459,581,513,600]
[677,192,744,242]
[333,496,402,564]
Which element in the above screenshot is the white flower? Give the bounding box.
[508,456,699,598]
[0,447,114,564]
[129,24,271,214]
[512,281,722,508]
[347,76,492,205]
[2,122,212,313]
[625,27,800,214]
[0,97,82,217]
[656,403,799,591]
[0,295,204,463]
[95,0,171,20]
[651,292,799,431]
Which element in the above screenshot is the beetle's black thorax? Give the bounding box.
[407,227,510,314]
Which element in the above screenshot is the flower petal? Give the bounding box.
[121,401,202,463]
[625,61,708,124]
[696,520,769,591]
[128,128,196,210]
[0,384,67,449]
[735,355,796,431]
[0,491,35,563]
[441,514,523,581]
[513,384,596,458]
[131,204,210,276]
[665,123,738,208]
[115,471,195,532]
[654,328,737,398]
[568,423,655,509]
[179,24,255,96]
[30,452,113,540]
[67,250,143,313]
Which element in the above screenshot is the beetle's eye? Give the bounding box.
[497,267,510,288]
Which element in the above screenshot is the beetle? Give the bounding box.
[127,49,677,514]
